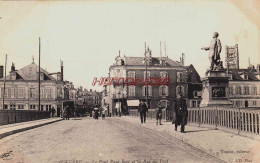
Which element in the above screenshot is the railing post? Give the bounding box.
[238,108,241,135]
[198,107,201,127]
[215,106,218,130]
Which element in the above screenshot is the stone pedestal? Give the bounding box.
[200,70,232,107]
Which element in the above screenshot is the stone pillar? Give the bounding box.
[200,70,232,107]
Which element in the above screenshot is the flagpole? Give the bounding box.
[38,37,41,111]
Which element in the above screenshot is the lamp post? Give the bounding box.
[118,91,121,117]
[142,45,149,109]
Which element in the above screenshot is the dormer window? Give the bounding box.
[244,74,248,80]
[10,72,16,80]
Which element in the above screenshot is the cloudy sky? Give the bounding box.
[0,0,259,91]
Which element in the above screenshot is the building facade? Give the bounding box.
[228,67,260,108]
[0,61,64,116]
[103,48,188,115]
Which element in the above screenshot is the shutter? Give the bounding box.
[181,86,185,96]
[149,86,152,96]
[142,86,145,96]
[166,86,169,96]
[177,72,180,82]
[133,86,135,96]
[159,86,162,96]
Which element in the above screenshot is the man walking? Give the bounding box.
[138,101,148,124]
[173,93,188,133]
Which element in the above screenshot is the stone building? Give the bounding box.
[228,66,260,108]
[0,61,64,116]
[185,64,202,108]
[103,47,188,115]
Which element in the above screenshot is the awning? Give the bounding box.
[127,100,139,107]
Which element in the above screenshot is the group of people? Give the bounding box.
[138,93,188,133]
[92,105,107,120]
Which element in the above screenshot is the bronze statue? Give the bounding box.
[201,32,223,74]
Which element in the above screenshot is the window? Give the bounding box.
[235,86,241,95]
[57,88,62,98]
[128,71,135,79]
[11,73,16,80]
[252,101,257,106]
[244,74,248,80]
[10,104,16,110]
[159,85,169,96]
[46,88,52,99]
[4,105,8,110]
[18,88,25,98]
[128,86,135,96]
[41,105,44,111]
[197,101,201,107]
[18,105,24,109]
[30,105,36,110]
[30,88,36,98]
[142,86,152,96]
[46,105,51,111]
[235,101,240,107]
[244,86,249,95]
[176,85,185,96]
[10,88,15,98]
[1,88,9,98]
[191,101,196,107]
[160,71,168,78]
[229,87,232,95]
[177,72,183,82]
[40,88,45,98]
[251,87,257,95]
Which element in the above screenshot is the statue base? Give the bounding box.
[200,70,232,107]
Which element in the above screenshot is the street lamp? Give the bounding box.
[118,91,121,117]
[142,46,149,109]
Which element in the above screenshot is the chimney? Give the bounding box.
[11,62,15,71]
[0,66,3,78]
[60,60,64,81]
[182,53,185,66]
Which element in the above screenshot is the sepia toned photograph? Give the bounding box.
[0,0,259,162]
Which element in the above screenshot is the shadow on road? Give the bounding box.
[185,129,215,133]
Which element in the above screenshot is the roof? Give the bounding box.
[123,57,182,67]
[185,64,202,83]
[0,63,55,81]
[229,69,259,81]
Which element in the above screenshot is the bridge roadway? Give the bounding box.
[0,117,224,163]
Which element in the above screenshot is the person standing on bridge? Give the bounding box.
[155,103,163,125]
[173,93,188,133]
[138,100,148,124]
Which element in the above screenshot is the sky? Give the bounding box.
[0,0,259,91]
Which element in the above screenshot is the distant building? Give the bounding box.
[228,66,260,108]
[0,61,64,116]
[185,64,202,108]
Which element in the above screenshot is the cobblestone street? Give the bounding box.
[0,117,223,163]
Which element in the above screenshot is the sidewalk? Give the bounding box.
[119,116,260,163]
[0,118,63,139]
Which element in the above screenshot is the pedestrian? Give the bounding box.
[94,105,99,120]
[172,93,188,133]
[51,107,55,117]
[138,100,148,124]
[66,106,71,120]
[101,106,107,119]
[63,105,68,120]
[155,103,163,125]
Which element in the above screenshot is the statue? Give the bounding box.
[201,32,223,75]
